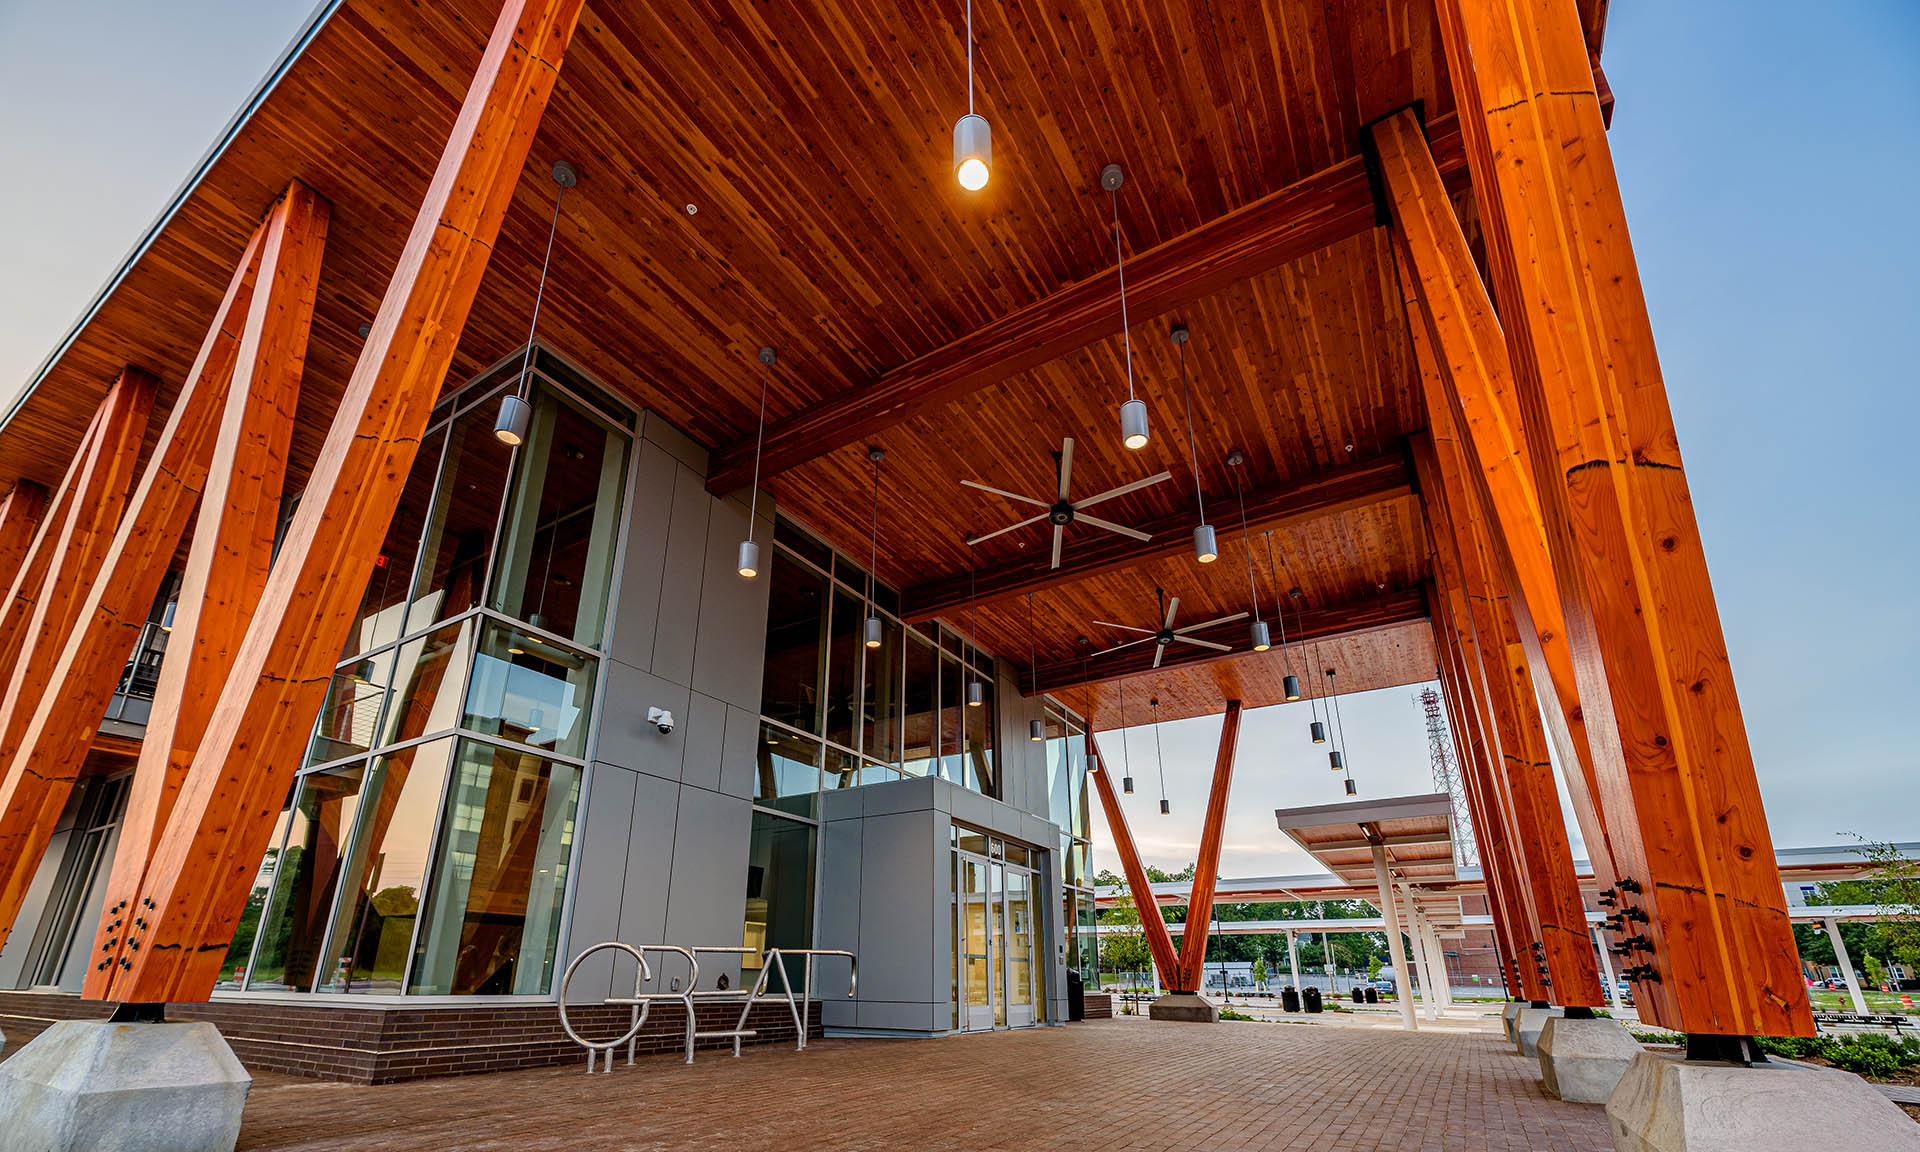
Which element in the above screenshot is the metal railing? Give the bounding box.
[559,943,856,1073]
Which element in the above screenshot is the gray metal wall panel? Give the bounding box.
[649,464,711,686]
[562,763,638,1003]
[856,809,938,1004]
[691,495,771,711]
[662,784,752,988]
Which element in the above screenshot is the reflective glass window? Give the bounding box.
[964,672,996,797]
[489,384,629,647]
[408,740,581,995]
[463,620,597,759]
[901,630,937,777]
[755,723,819,819]
[938,653,964,782]
[307,649,395,767]
[409,406,510,635]
[244,764,369,992]
[315,740,454,994]
[217,792,299,989]
[379,620,476,747]
[760,551,826,735]
[861,612,902,765]
[344,426,444,656]
[742,810,815,988]
[823,589,862,752]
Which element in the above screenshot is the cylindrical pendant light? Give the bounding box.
[1344,778,1357,797]
[1174,325,1215,561]
[1160,798,1171,815]
[864,446,885,646]
[1283,673,1300,701]
[496,161,576,446]
[952,0,990,190]
[1329,749,1344,771]
[739,345,777,578]
[1123,774,1134,795]
[1250,620,1271,652]
[1104,164,1148,451]
[1310,720,1327,744]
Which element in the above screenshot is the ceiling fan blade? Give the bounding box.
[1152,645,1165,669]
[1076,513,1151,542]
[1090,621,1156,634]
[1074,470,1174,510]
[1164,596,1181,631]
[1058,438,1075,502]
[961,479,1049,509]
[1050,524,1064,570]
[967,513,1048,546]
[1173,635,1232,652]
[1094,635,1156,656]
[1176,610,1249,634]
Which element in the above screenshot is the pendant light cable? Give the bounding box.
[513,179,567,405]
[1151,696,1168,809]
[966,0,974,115]
[1265,532,1292,666]
[1180,335,1203,521]
[868,449,883,607]
[1110,188,1135,404]
[1027,592,1037,696]
[1233,463,1261,626]
[747,352,772,540]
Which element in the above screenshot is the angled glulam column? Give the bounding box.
[0,416,103,680]
[98,0,589,1004]
[81,185,328,995]
[1436,651,1527,998]
[1172,700,1242,991]
[1436,0,1810,1036]
[1087,731,1181,988]
[0,482,49,590]
[1414,426,1602,1005]
[1432,593,1547,1001]
[1370,108,1615,882]
[0,370,154,767]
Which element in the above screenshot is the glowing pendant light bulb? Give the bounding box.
[952,0,990,190]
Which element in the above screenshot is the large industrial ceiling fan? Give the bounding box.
[1093,586,1246,669]
[962,437,1170,569]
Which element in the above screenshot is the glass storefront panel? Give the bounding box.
[823,589,862,752]
[1007,868,1034,1017]
[938,653,964,782]
[901,629,937,776]
[379,619,476,747]
[307,649,395,767]
[489,385,629,648]
[861,612,902,765]
[965,676,996,797]
[345,426,445,657]
[761,551,827,736]
[1069,731,1090,840]
[408,740,581,995]
[755,723,820,819]
[314,740,454,994]
[743,809,815,986]
[463,619,597,760]
[217,794,299,989]
[1045,714,1069,828]
[244,764,369,992]
[409,406,511,635]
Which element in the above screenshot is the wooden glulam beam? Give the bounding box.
[0,483,48,591]
[101,0,588,1005]
[1031,586,1427,697]
[1087,731,1181,986]
[1371,108,1617,885]
[703,122,1468,496]
[1437,0,1809,1037]
[85,184,328,996]
[0,197,288,953]
[902,453,1412,621]
[0,417,102,683]
[1172,701,1243,991]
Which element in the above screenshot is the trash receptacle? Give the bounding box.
[1364,986,1379,1004]
[1280,985,1300,1013]
[1067,969,1085,1022]
[1351,988,1365,1003]
[1302,986,1323,1013]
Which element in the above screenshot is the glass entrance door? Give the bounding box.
[953,837,1040,1031]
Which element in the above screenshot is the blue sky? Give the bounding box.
[1,1,1914,879]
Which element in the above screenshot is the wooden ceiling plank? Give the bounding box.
[704,117,1466,496]
[902,451,1411,621]
[86,184,330,997]
[105,0,589,1005]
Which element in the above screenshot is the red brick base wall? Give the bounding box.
[0,991,822,1084]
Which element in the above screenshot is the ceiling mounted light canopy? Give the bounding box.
[496,160,576,446]
[952,0,990,190]
[1102,163,1149,451]
[738,345,777,579]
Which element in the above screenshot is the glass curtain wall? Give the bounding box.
[746,516,1003,980]
[1045,703,1097,985]
[218,346,631,999]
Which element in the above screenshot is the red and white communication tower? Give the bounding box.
[1419,687,1475,866]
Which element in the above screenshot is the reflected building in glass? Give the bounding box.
[1,343,1083,1043]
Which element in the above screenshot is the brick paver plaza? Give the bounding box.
[213,1014,1611,1150]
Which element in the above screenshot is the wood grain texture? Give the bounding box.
[1087,731,1181,987]
[1172,700,1243,991]
[1437,0,1807,1035]
[1372,108,1616,883]
[104,0,588,1004]
[86,184,329,997]
[0,483,48,592]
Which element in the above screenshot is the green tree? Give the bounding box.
[1367,956,1384,982]
[1251,957,1268,987]
[1815,838,1920,967]
[1100,894,1153,986]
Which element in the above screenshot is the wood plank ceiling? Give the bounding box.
[0,0,1605,725]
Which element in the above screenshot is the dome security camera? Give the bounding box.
[646,707,675,735]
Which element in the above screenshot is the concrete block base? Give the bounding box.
[1513,1005,1561,1057]
[1148,993,1220,1023]
[0,1019,251,1152]
[1539,1015,1641,1103]
[1501,1001,1525,1043]
[1607,1049,1920,1151]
